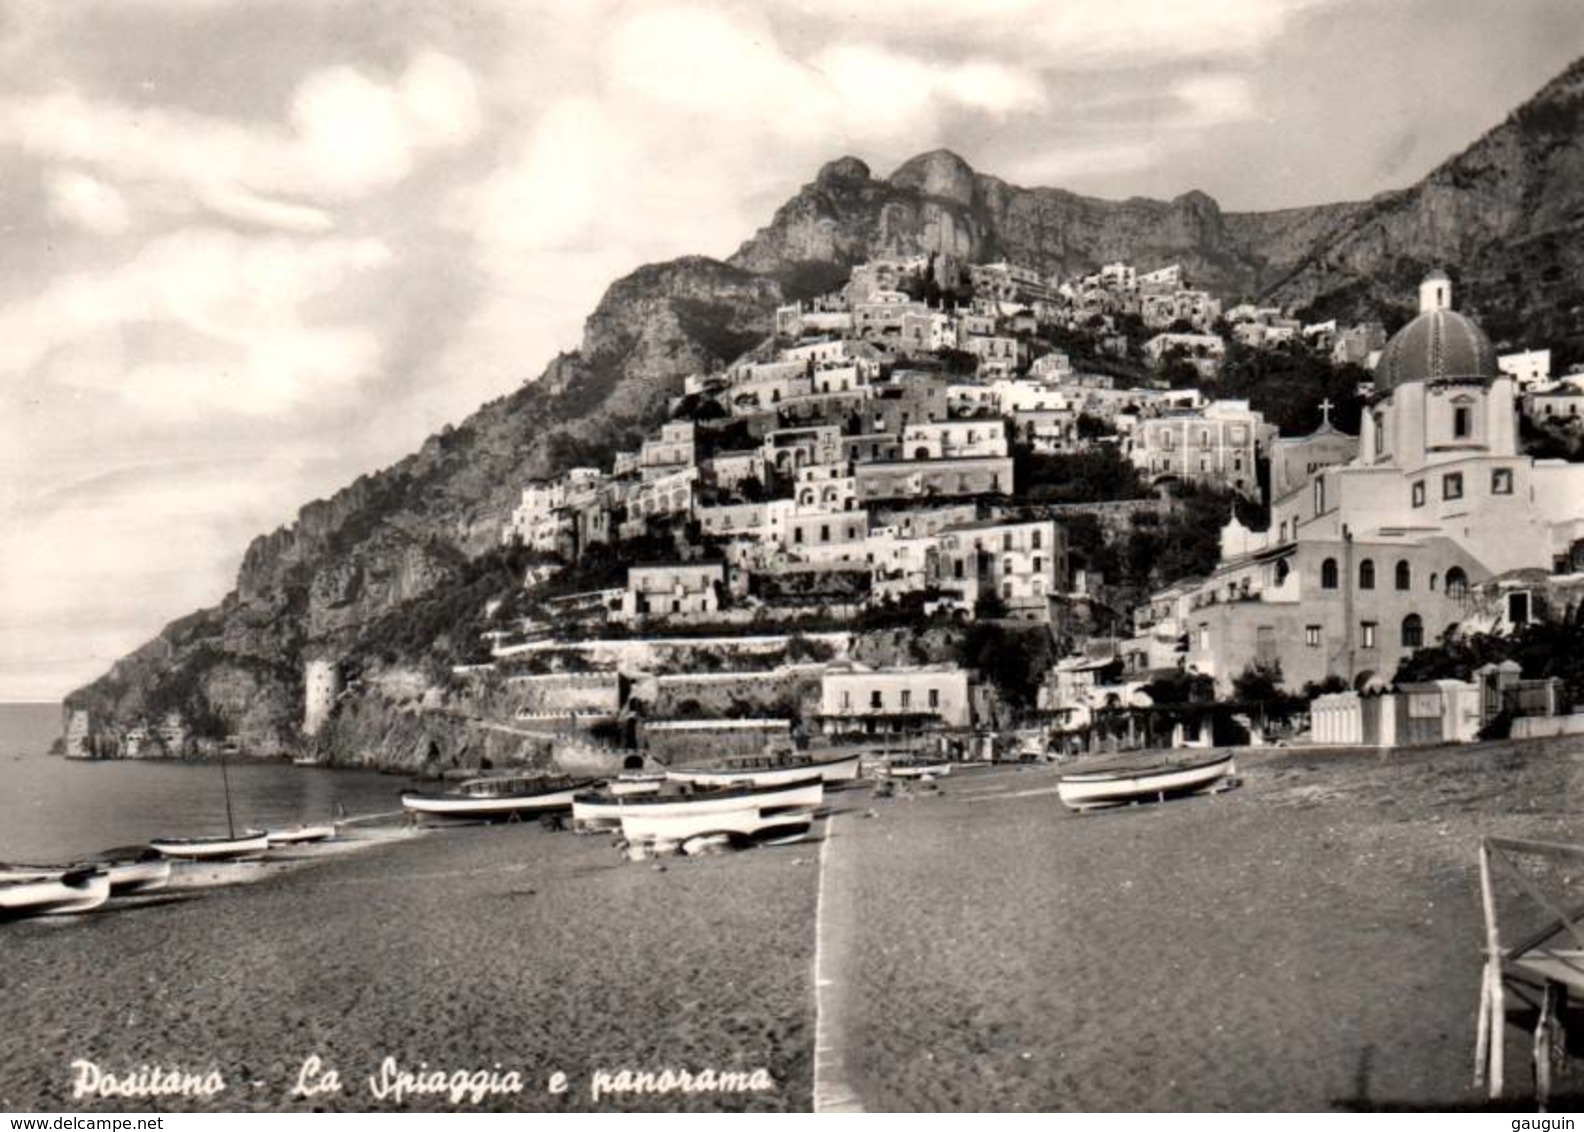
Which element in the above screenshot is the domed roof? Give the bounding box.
[1373,307,1499,394]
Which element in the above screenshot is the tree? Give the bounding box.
[974,592,1009,620]
[1232,660,1286,703]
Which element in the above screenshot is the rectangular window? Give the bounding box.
[928,688,940,709]
[841,690,851,710]
[1305,625,1321,647]
[1412,481,1425,508]
[870,690,883,709]
[900,690,912,710]
[1361,621,1377,649]
[1453,406,1472,439]
[1492,468,1513,495]
[1443,473,1463,501]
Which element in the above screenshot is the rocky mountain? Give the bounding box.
[730,150,1368,303]
[67,257,780,755]
[67,56,1584,759]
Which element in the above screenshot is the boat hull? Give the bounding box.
[574,779,824,832]
[266,824,338,845]
[665,753,861,789]
[0,871,111,916]
[105,858,173,894]
[1057,754,1236,811]
[882,761,953,780]
[619,803,820,845]
[400,784,590,819]
[150,832,271,860]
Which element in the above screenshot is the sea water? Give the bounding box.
[0,702,411,861]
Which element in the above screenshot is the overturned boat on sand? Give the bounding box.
[401,774,599,820]
[664,752,860,789]
[0,868,112,917]
[573,777,824,844]
[1056,751,1237,813]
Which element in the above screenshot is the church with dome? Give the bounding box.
[1127,270,1584,694]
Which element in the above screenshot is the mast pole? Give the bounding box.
[219,751,237,840]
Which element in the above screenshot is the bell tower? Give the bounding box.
[1419,269,1451,314]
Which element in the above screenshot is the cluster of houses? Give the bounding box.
[288,257,1584,767]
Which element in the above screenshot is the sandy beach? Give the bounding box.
[2,736,1582,1112]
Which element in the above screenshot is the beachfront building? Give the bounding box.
[817,664,973,735]
[1146,270,1584,694]
[618,562,725,622]
[1128,400,1271,497]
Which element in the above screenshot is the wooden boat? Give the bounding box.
[400,774,598,819]
[610,773,666,797]
[665,751,861,789]
[266,823,338,845]
[0,868,111,916]
[1056,751,1236,812]
[149,831,271,860]
[573,777,825,833]
[2,848,171,896]
[291,756,324,767]
[613,778,824,845]
[881,758,953,780]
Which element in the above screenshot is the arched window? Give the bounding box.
[1446,567,1469,599]
[1275,559,1291,585]
[1321,558,1339,589]
[1359,559,1375,590]
[1395,561,1411,591]
[1402,614,1424,649]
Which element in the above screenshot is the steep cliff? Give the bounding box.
[68,57,1584,760]
[1256,56,1584,352]
[730,149,1368,301]
[67,257,781,755]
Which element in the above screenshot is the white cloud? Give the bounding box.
[0,229,390,417]
[788,0,1333,69]
[0,51,481,232]
[43,169,130,233]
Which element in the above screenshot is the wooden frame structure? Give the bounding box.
[1476,836,1584,1109]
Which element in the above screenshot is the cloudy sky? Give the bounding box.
[2,0,1581,702]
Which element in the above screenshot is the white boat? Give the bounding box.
[665,752,861,789]
[149,831,271,860]
[291,756,324,767]
[2,848,171,896]
[620,803,819,846]
[266,823,338,845]
[103,855,173,893]
[614,778,824,845]
[1056,752,1237,812]
[881,759,953,780]
[574,778,825,833]
[610,773,666,797]
[401,774,598,819]
[0,869,111,917]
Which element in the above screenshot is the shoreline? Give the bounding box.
[1,735,1581,1110]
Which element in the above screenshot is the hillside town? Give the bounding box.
[116,253,1560,772]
